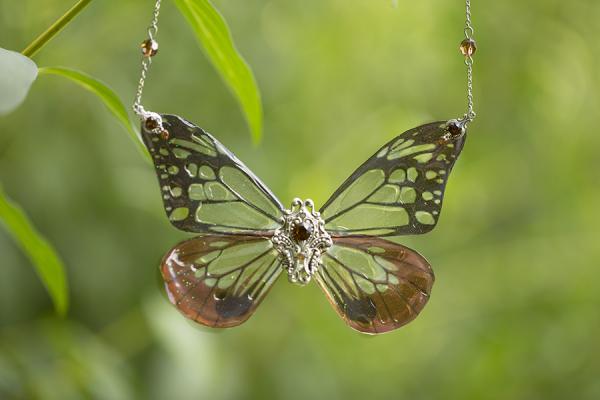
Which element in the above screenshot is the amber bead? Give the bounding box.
[447,120,465,137]
[141,39,159,57]
[145,117,159,131]
[460,38,477,57]
[160,129,170,140]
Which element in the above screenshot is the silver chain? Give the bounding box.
[132,0,476,129]
[133,0,162,124]
[461,0,477,124]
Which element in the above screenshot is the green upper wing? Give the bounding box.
[320,121,467,237]
[141,115,283,235]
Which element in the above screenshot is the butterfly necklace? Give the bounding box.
[133,0,477,334]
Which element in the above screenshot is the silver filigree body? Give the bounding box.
[272,199,332,285]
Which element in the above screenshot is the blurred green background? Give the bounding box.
[2,0,600,399]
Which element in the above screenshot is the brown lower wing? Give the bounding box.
[316,236,434,334]
[161,235,282,328]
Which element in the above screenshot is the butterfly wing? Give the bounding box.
[317,121,465,333]
[319,121,466,236]
[315,236,433,334]
[142,115,285,327]
[141,114,284,235]
[161,234,282,328]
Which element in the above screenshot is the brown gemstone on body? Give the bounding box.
[460,38,477,56]
[292,221,312,241]
[160,129,170,140]
[141,39,159,57]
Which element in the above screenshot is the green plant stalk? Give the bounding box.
[22,0,93,58]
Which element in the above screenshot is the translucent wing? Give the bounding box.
[315,236,434,334]
[320,121,466,236]
[161,235,282,328]
[141,115,284,235]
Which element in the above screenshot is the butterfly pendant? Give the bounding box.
[141,114,467,334]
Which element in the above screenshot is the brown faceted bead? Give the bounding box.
[292,221,312,242]
[145,117,159,131]
[160,129,170,140]
[141,39,159,57]
[460,38,477,56]
[447,120,465,137]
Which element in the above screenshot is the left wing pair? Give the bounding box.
[141,114,466,334]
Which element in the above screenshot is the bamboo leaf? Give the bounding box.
[38,67,150,160]
[0,185,68,315]
[173,0,263,143]
[0,47,38,115]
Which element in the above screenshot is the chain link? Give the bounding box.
[464,0,474,39]
[133,0,162,122]
[461,0,477,124]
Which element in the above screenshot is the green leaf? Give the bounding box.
[38,67,150,161]
[173,0,263,143]
[0,185,68,315]
[0,47,38,115]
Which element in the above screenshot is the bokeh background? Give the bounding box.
[2,0,600,399]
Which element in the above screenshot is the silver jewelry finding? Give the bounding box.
[133,0,477,133]
[133,0,163,130]
[459,0,477,126]
[272,199,332,285]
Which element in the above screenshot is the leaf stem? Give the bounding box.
[22,0,94,58]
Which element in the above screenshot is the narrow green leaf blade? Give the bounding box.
[174,0,263,143]
[38,67,150,160]
[0,185,68,315]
